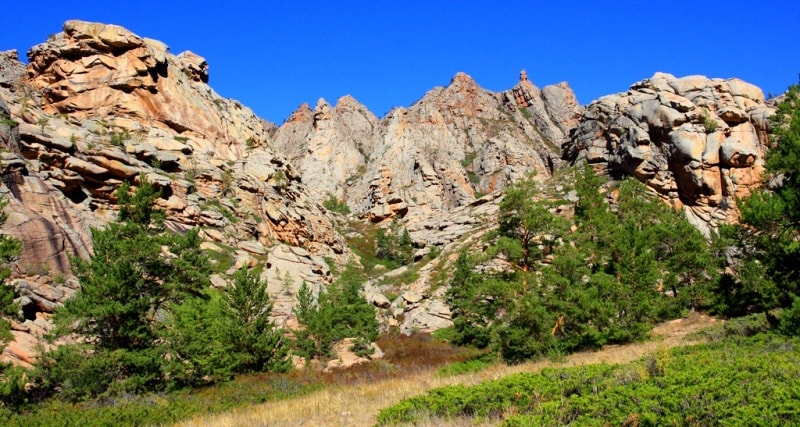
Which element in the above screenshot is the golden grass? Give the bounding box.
[173,313,717,427]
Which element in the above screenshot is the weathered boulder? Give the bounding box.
[0,50,26,88]
[322,338,383,373]
[564,73,772,233]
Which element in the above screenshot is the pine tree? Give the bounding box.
[294,265,378,360]
[375,221,415,267]
[56,178,210,351]
[222,268,290,373]
[492,173,569,274]
[458,167,716,363]
[48,176,214,396]
[0,195,21,369]
[719,83,800,315]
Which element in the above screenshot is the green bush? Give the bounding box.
[0,117,18,128]
[701,111,719,133]
[109,130,129,146]
[322,194,351,215]
[378,333,800,426]
[779,296,800,336]
[437,353,495,376]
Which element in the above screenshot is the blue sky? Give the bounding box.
[2,1,798,124]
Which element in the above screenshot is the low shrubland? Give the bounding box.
[378,326,800,426]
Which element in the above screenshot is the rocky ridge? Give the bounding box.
[0,21,779,367]
[273,70,581,223]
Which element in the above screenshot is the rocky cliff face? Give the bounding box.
[0,21,348,364]
[564,72,773,234]
[273,70,582,223]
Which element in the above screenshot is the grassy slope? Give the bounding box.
[173,314,718,427]
[379,315,800,426]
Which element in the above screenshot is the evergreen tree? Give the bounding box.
[48,176,214,396]
[492,174,570,274]
[718,83,800,315]
[294,281,336,359]
[375,221,415,267]
[294,265,378,360]
[445,251,513,348]
[56,178,210,351]
[0,196,21,338]
[448,167,716,363]
[0,195,23,407]
[221,268,290,373]
[164,290,237,387]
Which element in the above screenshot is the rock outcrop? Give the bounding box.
[363,193,502,334]
[274,71,582,223]
[0,21,349,365]
[564,73,773,234]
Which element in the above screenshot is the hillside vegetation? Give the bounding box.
[378,317,799,426]
[0,21,797,424]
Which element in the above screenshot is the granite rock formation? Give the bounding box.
[274,70,582,223]
[0,21,348,364]
[564,72,773,234]
[0,21,782,365]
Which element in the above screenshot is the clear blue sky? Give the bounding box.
[2,1,798,124]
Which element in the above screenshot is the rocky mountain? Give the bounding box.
[564,72,774,235]
[0,21,778,366]
[0,21,348,365]
[273,70,581,222]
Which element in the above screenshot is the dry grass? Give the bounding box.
[173,313,717,427]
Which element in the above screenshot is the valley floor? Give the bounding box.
[174,313,718,427]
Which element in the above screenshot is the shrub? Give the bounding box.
[701,112,719,133]
[378,333,800,426]
[272,170,288,189]
[778,296,800,336]
[109,130,129,147]
[0,115,18,128]
[375,221,414,267]
[322,194,351,215]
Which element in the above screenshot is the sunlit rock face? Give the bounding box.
[273,70,581,223]
[564,72,773,234]
[0,20,351,365]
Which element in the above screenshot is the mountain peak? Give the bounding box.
[285,102,313,123]
[448,71,478,89]
[335,94,363,109]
